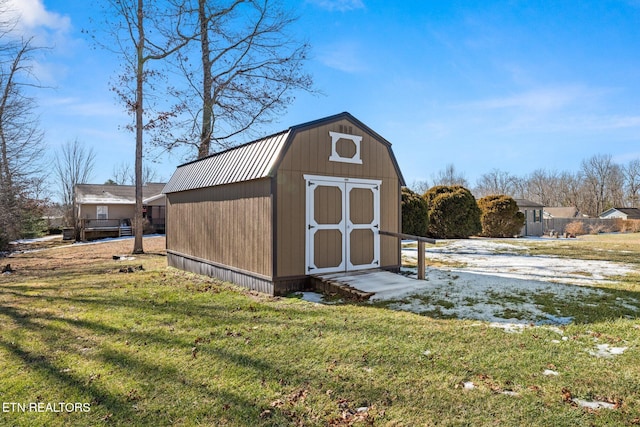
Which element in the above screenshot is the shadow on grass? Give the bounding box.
[0,299,295,425]
[0,273,391,425]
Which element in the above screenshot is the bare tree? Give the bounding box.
[410,179,430,195]
[104,0,194,253]
[623,159,640,207]
[580,154,621,216]
[111,161,159,185]
[0,5,47,247]
[474,169,519,198]
[111,161,133,185]
[53,139,96,238]
[431,163,469,188]
[166,0,313,158]
[525,169,561,206]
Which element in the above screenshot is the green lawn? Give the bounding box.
[1,236,639,426]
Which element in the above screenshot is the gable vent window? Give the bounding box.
[338,124,353,134]
[328,131,362,164]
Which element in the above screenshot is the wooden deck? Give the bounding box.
[79,219,133,241]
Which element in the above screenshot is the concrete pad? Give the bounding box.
[317,270,429,300]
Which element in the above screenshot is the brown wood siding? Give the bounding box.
[79,204,134,220]
[166,179,273,278]
[276,118,401,277]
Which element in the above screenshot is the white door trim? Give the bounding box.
[345,181,381,271]
[304,174,381,274]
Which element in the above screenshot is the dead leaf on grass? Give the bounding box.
[88,373,101,384]
[259,409,272,418]
[270,399,284,408]
[287,388,309,404]
[126,389,141,402]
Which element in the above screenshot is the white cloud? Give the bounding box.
[306,0,365,12]
[462,85,608,113]
[444,85,640,136]
[6,0,70,33]
[317,41,368,73]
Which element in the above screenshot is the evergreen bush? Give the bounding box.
[401,187,429,236]
[423,185,481,239]
[477,195,525,237]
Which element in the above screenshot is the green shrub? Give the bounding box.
[401,187,429,236]
[477,195,525,237]
[423,185,481,239]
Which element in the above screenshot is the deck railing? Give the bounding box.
[80,218,125,229]
[379,230,436,280]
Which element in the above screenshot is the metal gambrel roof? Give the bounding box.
[163,130,290,194]
[163,112,406,194]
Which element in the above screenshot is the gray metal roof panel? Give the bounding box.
[163,130,290,194]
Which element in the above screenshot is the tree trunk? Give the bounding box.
[133,0,145,254]
[197,0,212,159]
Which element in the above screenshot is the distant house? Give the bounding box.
[75,183,166,240]
[543,207,584,219]
[514,199,544,236]
[599,207,640,220]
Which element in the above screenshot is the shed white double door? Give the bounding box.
[304,175,381,274]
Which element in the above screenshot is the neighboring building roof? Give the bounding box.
[75,183,166,205]
[600,207,640,220]
[514,199,544,208]
[163,112,406,194]
[544,207,580,219]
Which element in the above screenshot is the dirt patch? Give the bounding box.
[0,236,166,278]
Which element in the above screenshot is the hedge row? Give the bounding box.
[401,185,524,239]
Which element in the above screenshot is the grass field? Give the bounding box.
[1,235,639,426]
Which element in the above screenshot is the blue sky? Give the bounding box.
[11,0,640,189]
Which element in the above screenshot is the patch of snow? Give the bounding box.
[298,292,325,304]
[345,239,640,324]
[489,323,527,333]
[588,344,628,358]
[72,234,165,247]
[573,399,616,410]
[406,238,636,287]
[382,268,591,325]
[10,235,61,244]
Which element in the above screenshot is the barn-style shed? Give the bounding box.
[163,112,406,295]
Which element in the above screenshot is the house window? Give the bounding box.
[97,206,108,220]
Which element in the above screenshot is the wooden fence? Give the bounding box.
[543,218,622,235]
